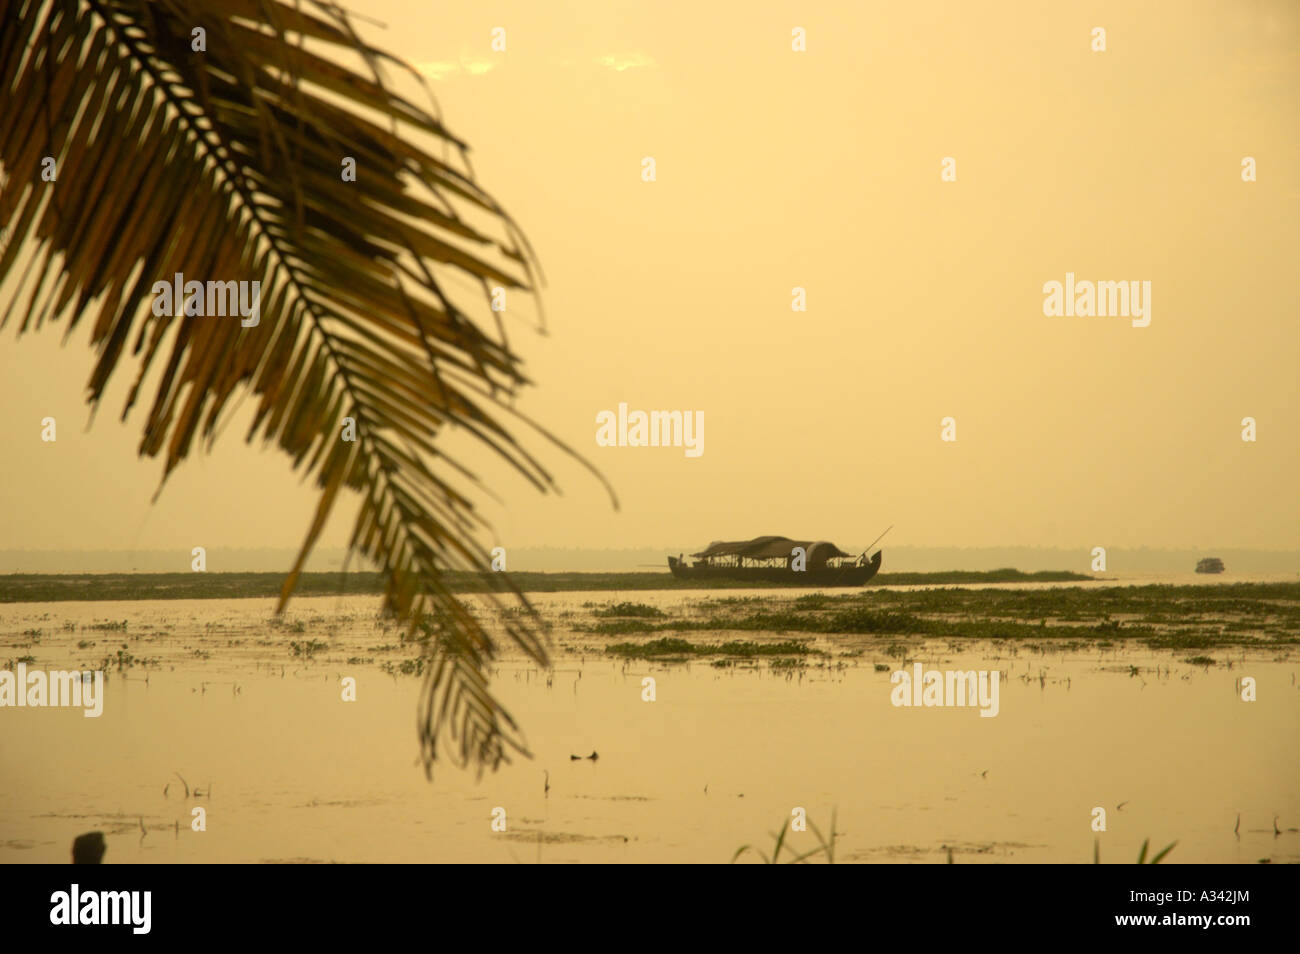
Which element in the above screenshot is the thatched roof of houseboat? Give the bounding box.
[692,536,853,561]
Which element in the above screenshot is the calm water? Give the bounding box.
[2,592,1297,863]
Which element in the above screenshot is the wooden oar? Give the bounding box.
[856,525,893,563]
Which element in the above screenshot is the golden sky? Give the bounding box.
[1,0,1297,561]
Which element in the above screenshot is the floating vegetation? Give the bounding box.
[96,648,156,671]
[4,576,1294,653]
[1143,632,1220,650]
[583,608,1160,643]
[793,594,832,611]
[562,583,1300,652]
[288,640,329,659]
[605,637,820,660]
[592,602,666,619]
[379,657,427,677]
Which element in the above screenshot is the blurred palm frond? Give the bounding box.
[0,0,613,777]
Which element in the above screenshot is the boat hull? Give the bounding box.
[666,550,882,586]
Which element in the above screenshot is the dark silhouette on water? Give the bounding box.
[668,530,890,586]
[72,832,106,864]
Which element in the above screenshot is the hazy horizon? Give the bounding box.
[3,544,1298,575]
[3,0,1297,568]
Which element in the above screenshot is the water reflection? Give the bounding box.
[1,595,1296,863]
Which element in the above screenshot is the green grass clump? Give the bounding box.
[1093,838,1177,864]
[592,602,666,618]
[379,657,426,676]
[732,810,837,864]
[288,639,329,658]
[822,608,929,634]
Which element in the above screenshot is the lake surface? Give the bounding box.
[2,592,1297,863]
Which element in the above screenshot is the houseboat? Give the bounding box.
[667,535,883,586]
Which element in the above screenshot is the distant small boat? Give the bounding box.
[1195,557,1225,574]
[667,535,883,587]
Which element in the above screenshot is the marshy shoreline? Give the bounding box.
[4,579,1297,673]
[631,581,1300,647]
[7,570,1297,666]
[0,568,1095,603]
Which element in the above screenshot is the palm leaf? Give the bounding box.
[0,0,614,778]
[1147,840,1177,864]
